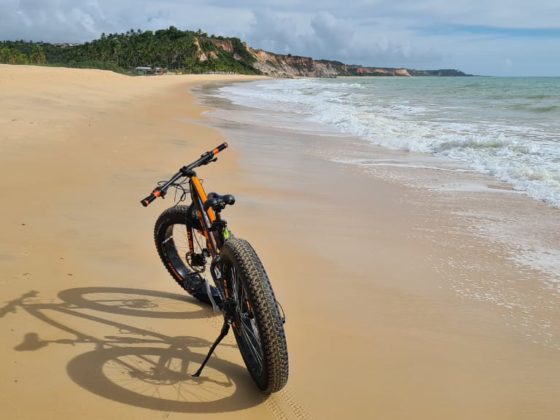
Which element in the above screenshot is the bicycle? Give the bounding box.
[140,142,288,393]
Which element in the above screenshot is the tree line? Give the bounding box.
[0,26,258,75]
[0,44,46,65]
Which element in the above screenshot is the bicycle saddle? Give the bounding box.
[203,192,235,212]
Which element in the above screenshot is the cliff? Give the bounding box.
[349,66,411,77]
[244,49,345,77]
[207,38,469,78]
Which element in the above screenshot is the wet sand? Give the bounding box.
[1,64,559,420]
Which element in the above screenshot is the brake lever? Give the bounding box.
[202,157,218,166]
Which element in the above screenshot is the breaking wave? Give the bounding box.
[219,77,560,207]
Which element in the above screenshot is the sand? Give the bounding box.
[1,64,559,420]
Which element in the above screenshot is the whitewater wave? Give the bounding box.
[219,78,560,207]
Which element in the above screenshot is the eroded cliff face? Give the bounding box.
[205,39,337,77]
[205,37,468,78]
[247,49,414,77]
[210,39,235,54]
[249,49,347,77]
[243,45,414,77]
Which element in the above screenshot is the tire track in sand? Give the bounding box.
[264,387,310,420]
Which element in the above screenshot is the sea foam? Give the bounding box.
[219,77,560,207]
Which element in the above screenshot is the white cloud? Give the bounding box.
[0,0,558,75]
[1,0,109,41]
[244,10,441,66]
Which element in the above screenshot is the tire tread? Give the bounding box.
[222,238,289,393]
[154,206,208,303]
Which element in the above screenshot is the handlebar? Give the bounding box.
[140,142,228,207]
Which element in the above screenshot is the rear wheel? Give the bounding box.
[154,205,218,305]
[220,238,288,393]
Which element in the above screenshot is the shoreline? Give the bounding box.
[1,64,559,419]
[198,81,560,418]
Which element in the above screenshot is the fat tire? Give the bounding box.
[154,205,214,305]
[220,238,289,393]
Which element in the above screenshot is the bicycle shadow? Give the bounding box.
[0,287,263,413]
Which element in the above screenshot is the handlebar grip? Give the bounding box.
[141,194,156,207]
[212,142,228,155]
[140,188,162,207]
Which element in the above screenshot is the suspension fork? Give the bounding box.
[186,224,195,255]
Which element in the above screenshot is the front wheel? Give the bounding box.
[220,238,288,393]
[154,205,218,305]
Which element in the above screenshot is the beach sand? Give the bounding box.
[1,64,559,419]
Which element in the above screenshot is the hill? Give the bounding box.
[0,27,471,78]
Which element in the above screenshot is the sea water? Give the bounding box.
[203,76,560,290]
[217,77,560,208]
[200,77,560,349]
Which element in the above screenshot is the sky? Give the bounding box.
[1,0,559,76]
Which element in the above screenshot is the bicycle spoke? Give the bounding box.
[241,318,261,345]
[239,320,264,370]
[226,261,265,375]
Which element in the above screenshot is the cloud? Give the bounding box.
[415,23,560,39]
[0,0,254,42]
[244,10,441,66]
[309,11,354,57]
[0,0,558,75]
[0,1,445,66]
[1,0,110,41]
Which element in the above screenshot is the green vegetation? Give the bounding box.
[0,26,259,75]
[0,44,46,65]
[408,69,471,77]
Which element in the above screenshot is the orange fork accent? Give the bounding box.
[186,225,195,255]
[191,176,215,222]
[191,175,219,255]
[196,209,216,255]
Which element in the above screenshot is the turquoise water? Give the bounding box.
[219,77,560,207]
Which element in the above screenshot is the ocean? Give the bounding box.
[216,77,560,208]
[196,76,560,350]
[199,75,560,298]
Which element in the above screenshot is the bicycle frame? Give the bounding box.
[189,173,220,257]
[183,169,237,311]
